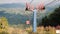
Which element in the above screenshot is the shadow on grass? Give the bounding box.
[0,31,9,34]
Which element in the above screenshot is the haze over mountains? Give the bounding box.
[0,3,59,25]
[0,3,25,8]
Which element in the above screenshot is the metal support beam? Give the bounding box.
[33,9,37,32]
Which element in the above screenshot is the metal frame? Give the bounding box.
[25,0,60,32]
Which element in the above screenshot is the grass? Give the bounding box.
[0,25,56,34]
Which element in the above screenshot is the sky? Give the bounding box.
[0,0,60,15]
[0,0,60,7]
[0,0,55,4]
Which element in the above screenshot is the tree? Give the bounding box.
[38,6,60,27]
[0,17,8,32]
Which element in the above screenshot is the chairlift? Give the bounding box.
[25,2,34,11]
[36,3,45,11]
[25,0,60,11]
[25,0,34,11]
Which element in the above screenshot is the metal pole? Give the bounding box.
[33,9,37,32]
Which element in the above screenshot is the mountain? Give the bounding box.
[0,3,59,25]
[0,10,43,25]
[0,11,30,25]
[0,3,25,8]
